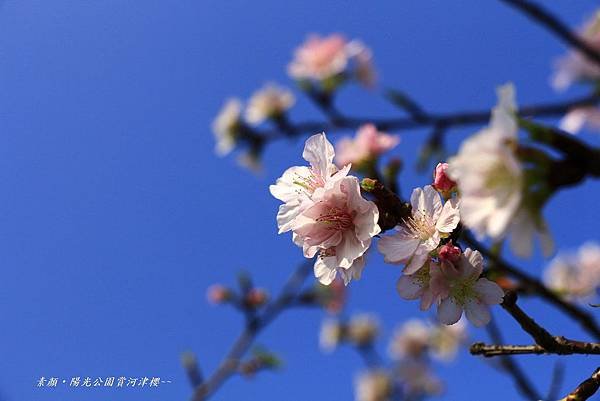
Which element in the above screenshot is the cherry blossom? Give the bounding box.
[388,319,431,359]
[292,176,380,285]
[335,124,400,167]
[447,84,521,241]
[396,261,442,311]
[270,133,350,234]
[377,185,460,274]
[288,34,376,87]
[212,98,242,156]
[543,242,600,300]
[435,248,504,327]
[552,10,600,91]
[354,370,393,401]
[319,318,344,352]
[559,106,600,134]
[245,83,295,125]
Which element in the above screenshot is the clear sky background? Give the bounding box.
[0,1,599,401]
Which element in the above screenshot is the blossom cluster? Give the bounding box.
[271,127,507,326]
[319,315,466,401]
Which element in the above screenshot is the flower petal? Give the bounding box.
[464,299,491,327]
[437,298,463,325]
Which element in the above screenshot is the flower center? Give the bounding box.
[316,206,354,231]
[403,209,436,241]
[450,279,477,306]
[293,168,326,195]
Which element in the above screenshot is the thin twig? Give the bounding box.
[559,367,600,401]
[500,0,600,68]
[190,262,312,401]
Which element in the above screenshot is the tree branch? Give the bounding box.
[560,367,600,401]
[189,262,312,401]
[500,0,600,68]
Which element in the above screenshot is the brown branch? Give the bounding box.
[500,0,600,68]
[470,292,600,358]
[255,93,599,143]
[560,367,600,401]
[471,339,600,357]
[189,262,312,401]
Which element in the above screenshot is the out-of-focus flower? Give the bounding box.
[396,360,443,398]
[428,318,467,361]
[206,284,232,304]
[347,314,380,346]
[448,83,553,258]
[321,277,347,314]
[435,249,504,327]
[552,10,600,91]
[559,106,600,134]
[245,83,295,125]
[270,133,350,234]
[432,162,456,194]
[347,41,377,88]
[448,84,520,241]
[245,288,268,307]
[319,318,345,352]
[237,151,263,174]
[335,124,400,167]
[389,318,467,361]
[388,319,430,359]
[396,261,441,311]
[288,34,376,88]
[544,242,600,300]
[289,34,349,81]
[212,98,243,156]
[378,185,460,274]
[293,176,380,285]
[355,370,393,401]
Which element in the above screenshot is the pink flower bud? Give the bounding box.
[432,162,456,193]
[206,284,231,304]
[246,288,268,307]
[438,242,461,263]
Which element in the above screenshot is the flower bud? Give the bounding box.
[437,241,461,263]
[206,284,232,304]
[432,162,456,193]
[245,288,268,307]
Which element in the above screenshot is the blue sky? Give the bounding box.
[0,1,599,400]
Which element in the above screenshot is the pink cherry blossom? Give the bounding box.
[378,185,460,274]
[432,162,456,193]
[396,260,444,311]
[270,133,350,234]
[435,249,504,327]
[288,34,350,81]
[335,124,400,167]
[291,176,380,285]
